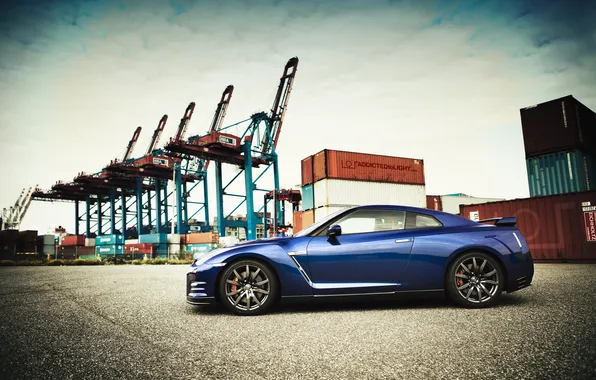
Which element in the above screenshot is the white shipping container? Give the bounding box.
[167,234,180,244]
[42,235,55,245]
[85,238,96,247]
[313,179,426,209]
[124,239,138,245]
[168,243,181,254]
[440,195,505,215]
[42,245,55,255]
[314,205,356,222]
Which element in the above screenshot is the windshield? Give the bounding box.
[293,207,355,237]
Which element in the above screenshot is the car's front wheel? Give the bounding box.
[218,260,278,316]
[446,252,504,308]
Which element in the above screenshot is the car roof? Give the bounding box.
[350,204,478,227]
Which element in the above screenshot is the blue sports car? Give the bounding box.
[186,205,534,315]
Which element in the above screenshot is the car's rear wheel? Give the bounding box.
[218,260,278,316]
[446,252,504,308]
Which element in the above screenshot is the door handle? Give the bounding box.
[395,238,412,243]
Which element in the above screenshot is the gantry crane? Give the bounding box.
[165,57,299,240]
[263,189,302,237]
[1,186,37,230]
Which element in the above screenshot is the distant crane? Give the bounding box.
[147,115,168,154]
[1,186,37,230]
[123,126,143,162]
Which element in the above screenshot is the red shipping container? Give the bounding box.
[76,246,95,256]
[301,156,314,186]
[293,211,303,233]
[460,190,596,262]
[124,243,153,255]
[312,149,425,185]
[61,235,85,247]
[186,232,219,244]
[426,195,442,211]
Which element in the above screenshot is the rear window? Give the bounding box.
[406,212,443,229]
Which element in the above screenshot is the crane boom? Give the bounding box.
[123,126,142,161]
[2,185,37,229]
[262,57,299,153]
[174,102,196,142]
[147,115,168,154]
[209,85,234,133]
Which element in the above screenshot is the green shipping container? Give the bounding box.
[96,235,124,246]
[527,150,596,197]
[95,245,124,258]
[302,184,314,211]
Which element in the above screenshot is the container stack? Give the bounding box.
[95,234,124,259]
[139,233,167,258]
[0,230,18,259]
[17,230,37,255]
[183,232,219,259]
[521,95,596,197]
[299,149,427,231]
[37,234,56,258]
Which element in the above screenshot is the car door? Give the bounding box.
[305,208,414,295]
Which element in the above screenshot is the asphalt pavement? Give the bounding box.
[0,263,595,380]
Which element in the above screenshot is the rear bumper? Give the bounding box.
[506,251,534,293]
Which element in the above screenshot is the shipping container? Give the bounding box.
[95,245,124,257]
[426,195,443,211]
[439,195,505,215]
[138,233,167,244]
[96,234,124,246]
[168,243,181,254]
[520,95,596,158]
[185,232,219,244]
[301,184,315,211]
[41,234,55,245]
[85,238,96,247]
[314,205,355,222]
[312,149,425,185]
[301,155,314,186]
[59,246,78,260]
[313,179,426,209]
[167,234,180,244]
[184,243,217,252]
[293,212,303,233]
[527,150,596,197]
[124,243,154,255]
[60,235,85,246]
[302,210,315,229]
[76,246,95,257]
[0,230,18,245]
[153,243,168,258]
[17,230,38,252]
[124,239,138,245]
[460,190,596,261]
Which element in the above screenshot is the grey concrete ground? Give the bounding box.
[0,264,595,380]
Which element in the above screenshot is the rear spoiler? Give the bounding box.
[477,216,517,227]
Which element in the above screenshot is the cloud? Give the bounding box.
[0,0,594,231]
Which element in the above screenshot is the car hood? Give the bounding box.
[224,236,292,248]
[193,236,292,266]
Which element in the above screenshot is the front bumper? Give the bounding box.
[185,264,222,305]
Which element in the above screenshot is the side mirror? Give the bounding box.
[327,225,342,239]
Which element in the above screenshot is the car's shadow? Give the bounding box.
[188,292,531,316]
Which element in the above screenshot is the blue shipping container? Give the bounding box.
[153,243,168,258]
[95,245,124,257]
[302,184,315,211]
[527,150,596,197]
[139,233,167,244]
[96,235,124,246]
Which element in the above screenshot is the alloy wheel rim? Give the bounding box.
[454,257,499,303]
[225,264,270,311]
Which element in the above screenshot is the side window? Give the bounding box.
[333,209,406,235]
[406,212,443,229]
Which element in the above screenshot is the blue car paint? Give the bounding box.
[186,205,534,306]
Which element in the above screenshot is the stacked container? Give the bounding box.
[0,230,18,259]
[521,95,596,197]
[17,230,38,254]
[95,234,124,258]
[300,149,427,228]
[37,234,55,258]
[139,233,167,258]
[183,232,219,257]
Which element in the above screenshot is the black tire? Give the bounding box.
[218,260,278,316]
[446,252,504,308]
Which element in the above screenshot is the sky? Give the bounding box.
[1,0,595,233]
